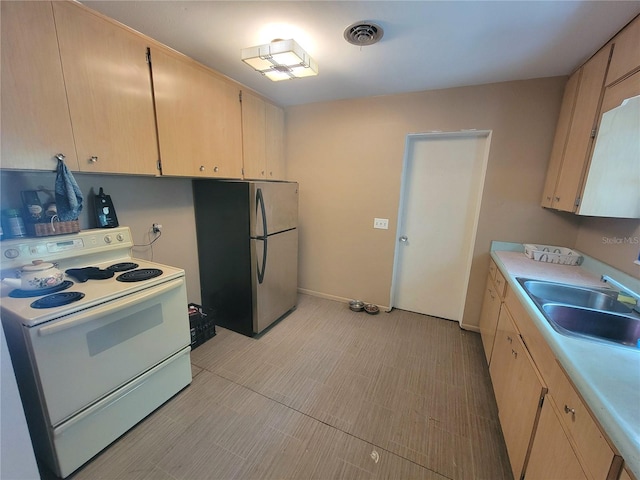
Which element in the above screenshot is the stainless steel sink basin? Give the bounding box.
[518,278,632,314]
[542,304,640,348]
[516,277,640,348]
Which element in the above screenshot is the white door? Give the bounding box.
[391,131,491,322]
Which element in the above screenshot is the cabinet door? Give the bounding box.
[265,102,285,180]
[578,70,640,218]
[1,1,78,171]
[242,91,267,180]
[550,362,619,480]
[541,71,580,208]
[525,398,588,480]
[151,47,243,178]
[606,15,640,85]
[552,45,611,212]
[53,2,158,175]
[490,307,547,480]
[478,274,501,364]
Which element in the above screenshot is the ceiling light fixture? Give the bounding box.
[241,38,318,81]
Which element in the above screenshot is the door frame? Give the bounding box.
[389,130,492,323]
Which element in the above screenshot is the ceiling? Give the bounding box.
[82,1,640,107]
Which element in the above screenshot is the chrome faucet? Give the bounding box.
[601,275,640,313]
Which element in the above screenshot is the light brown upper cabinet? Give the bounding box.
[52,1,158,175]
[577,71,640,218]
[542,14,640,218]
[265,102,285,180]
[151,47,243,179]
[241,91,267,180]
[241,91,286,181]
[606,15,640,86]
[541,44,612,212]
[1,1,78,171]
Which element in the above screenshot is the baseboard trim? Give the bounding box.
[460,323,480,333]
[297,288,390,311]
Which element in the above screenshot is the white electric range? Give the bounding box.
[0,227,192,478]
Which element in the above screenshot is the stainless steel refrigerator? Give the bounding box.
[192,180,298,336]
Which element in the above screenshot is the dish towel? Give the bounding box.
[55,158,83,221]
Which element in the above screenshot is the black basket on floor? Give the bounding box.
[188,303,216,350]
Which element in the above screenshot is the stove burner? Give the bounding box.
[30,291,85,309]
[107,262,139,272]
[116,268,163,282]
[9,280,74,298]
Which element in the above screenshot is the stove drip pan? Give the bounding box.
[31,291,85,309]
[107,262,139,272]
[10,280,74,298]
[116,268,163,282]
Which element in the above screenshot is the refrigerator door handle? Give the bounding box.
[256,188,268,284]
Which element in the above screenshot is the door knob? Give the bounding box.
[399,236,408,243]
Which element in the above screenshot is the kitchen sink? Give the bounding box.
[542,304,640,348]
[517,277,640,349]
[518,278,632,313]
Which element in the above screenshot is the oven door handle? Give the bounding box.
[37,278,184,337]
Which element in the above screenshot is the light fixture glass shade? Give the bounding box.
[241,38,318,81]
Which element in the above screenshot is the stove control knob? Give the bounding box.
[116,233,124,242]
[104,235,112,244]
[4,248,19,259]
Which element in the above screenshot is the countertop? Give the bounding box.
[490,246,640,479]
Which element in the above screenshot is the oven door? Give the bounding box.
[27,278,190,426]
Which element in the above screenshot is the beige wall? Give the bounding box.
[285,77,584,329]
[575,217,640,278]
[0,171,201,303]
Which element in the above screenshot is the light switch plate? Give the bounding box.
[373,218,389,229]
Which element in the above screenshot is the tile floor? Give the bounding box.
[50,294,512,480]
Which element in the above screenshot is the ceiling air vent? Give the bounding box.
[343,21,384,46]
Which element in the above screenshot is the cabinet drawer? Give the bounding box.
[504,287,557,382]
[550,363,620,480]
[488,258,498,281]
[494,268,507,299]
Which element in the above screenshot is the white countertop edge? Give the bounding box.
[488,243,640,479]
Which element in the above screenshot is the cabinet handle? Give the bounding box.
[546,196,551,201]
[213,166,219,173]
[506,335,513,344]
[55,153,66,162]
[555,196,560,202]
[261,170,265,176]
[564,405,576,416]
[511,349,517,358]
[199,166,205,172]
[89,156,98,163]
[489,291,495,300]
[269,171,273,177]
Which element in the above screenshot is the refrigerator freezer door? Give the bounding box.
[251,228,298,333]
[250,182,298,237]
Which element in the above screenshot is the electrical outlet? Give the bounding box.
[152,223,162,233]
[373,218,389,230]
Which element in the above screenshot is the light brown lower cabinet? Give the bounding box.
[479,260,507,364]
[492,262,624,480]
[489,306,547,480]
[525,397,588,480]
[478,273,502,363]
